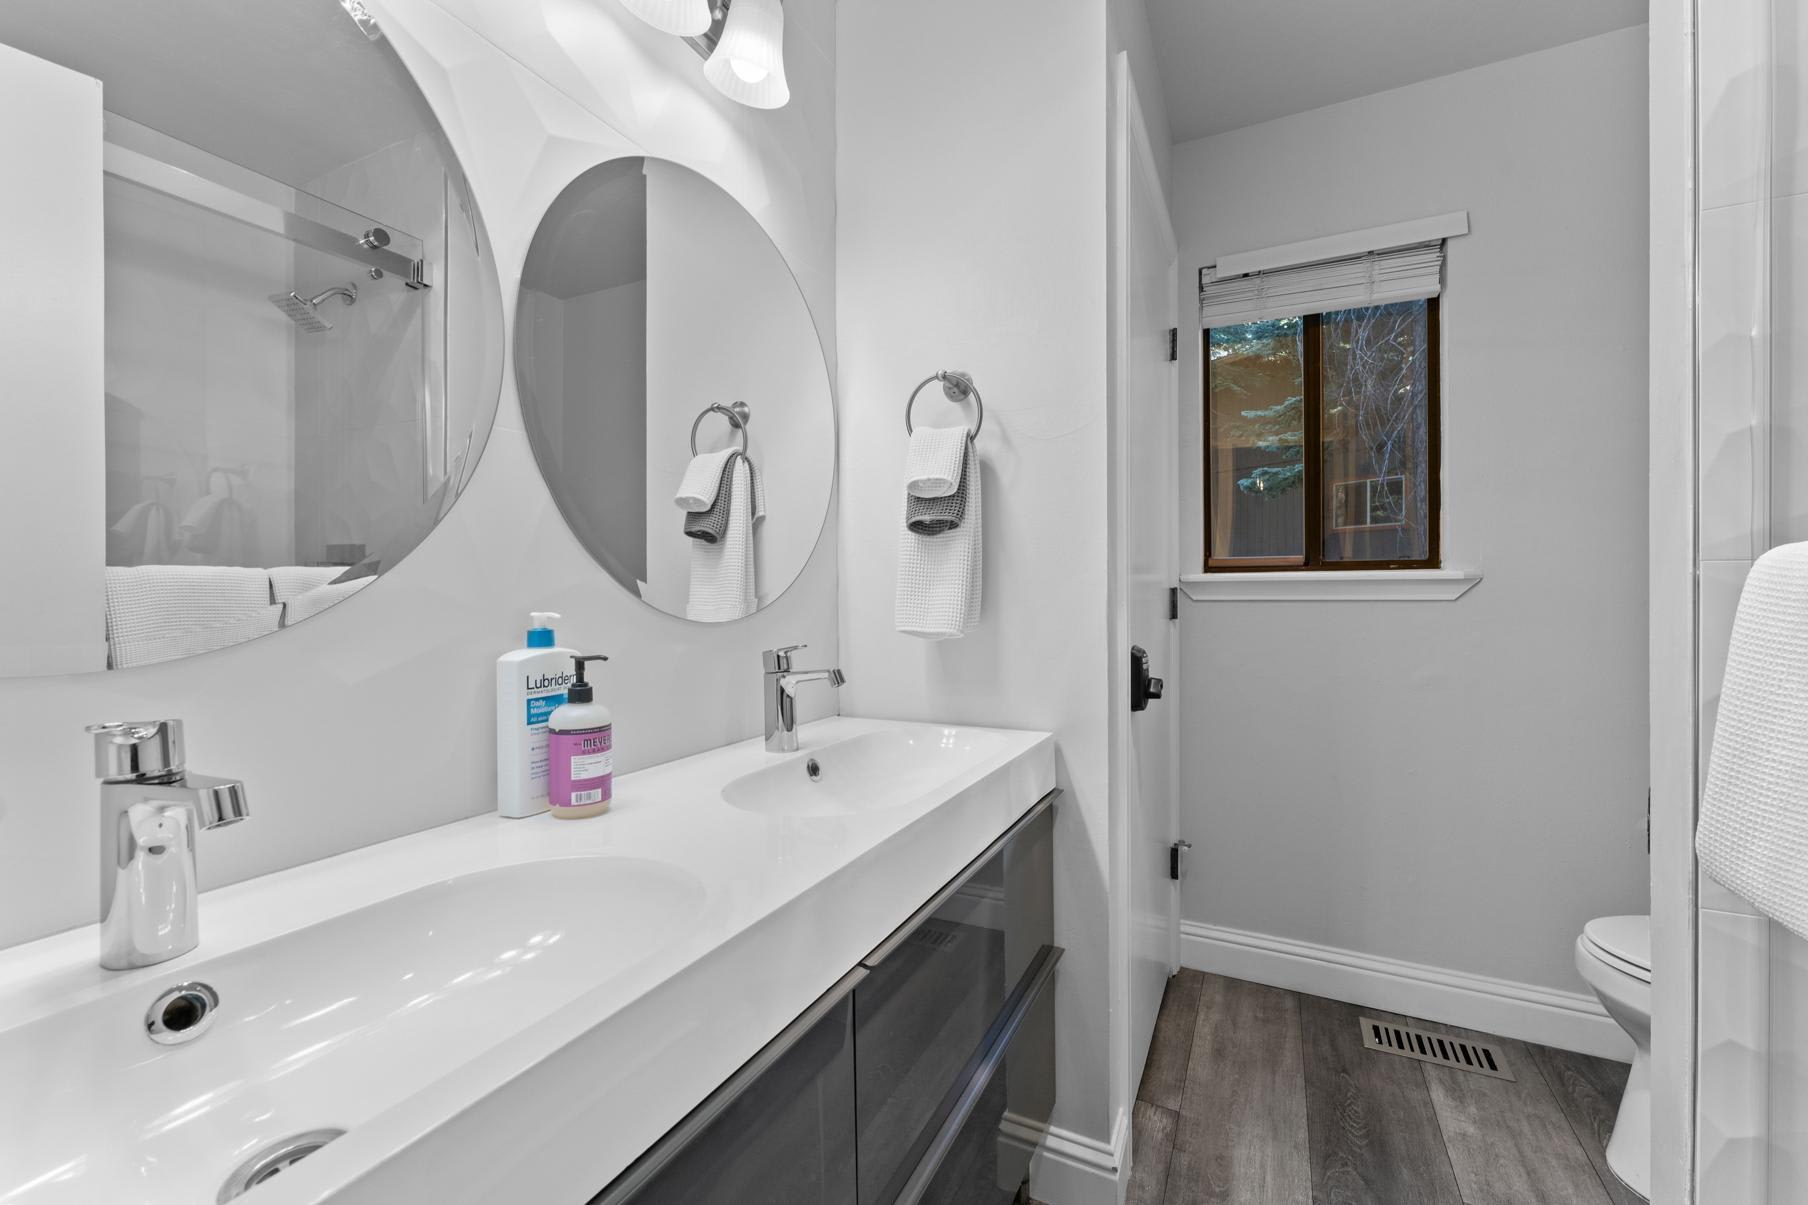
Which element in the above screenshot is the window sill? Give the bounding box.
[1178,568,1482,603]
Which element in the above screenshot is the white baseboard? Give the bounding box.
[1019,1107,1128,1205]
[1179,919,1634,1063]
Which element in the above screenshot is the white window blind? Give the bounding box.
[1198,240,1445,328]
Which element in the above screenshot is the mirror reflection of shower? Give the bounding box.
[92,114,451,587]
[269,282,358,333]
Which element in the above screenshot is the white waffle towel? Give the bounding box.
[1699,541,1808,938]
[904,426,970,498]
[284,576,375,626]
[269,566,342,606]
[675,449,739,512]
[687,456,758,621]
[896,437,982,639]
[104,565,280,669]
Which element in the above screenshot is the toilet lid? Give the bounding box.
[1583,915,1651,981]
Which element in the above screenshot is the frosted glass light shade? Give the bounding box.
[619,0,713,37]
[703,0,789,109]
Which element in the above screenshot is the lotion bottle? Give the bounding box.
[496,612,575,818]
[547,654,612,819]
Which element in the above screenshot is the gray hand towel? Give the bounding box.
[684,453,741,544]
[905,438,969,534]
[683,454,764,543]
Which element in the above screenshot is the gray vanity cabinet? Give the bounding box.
[591,794,1058,1205]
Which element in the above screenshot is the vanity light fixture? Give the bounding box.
[620,0,791,111]
[701,0,789,109]
[618,0,714,38]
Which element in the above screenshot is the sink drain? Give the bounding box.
[218,1129,345,1202]
[805,758,822,781]
[146,982,219,1046]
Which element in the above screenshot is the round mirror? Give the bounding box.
[0,0,504,676]
[516,158,835,622]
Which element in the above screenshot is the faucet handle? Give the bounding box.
[763,644,807,672]
[87,719,186,781]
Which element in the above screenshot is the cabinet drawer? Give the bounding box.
[590,978,859,1205]
[855,800,1055,1205]
[911,961,1058,1205]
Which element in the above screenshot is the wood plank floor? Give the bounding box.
[1129,971,1637,1205]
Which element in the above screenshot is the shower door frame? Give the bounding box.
[1649,1,1699,1202]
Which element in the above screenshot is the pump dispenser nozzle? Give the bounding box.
[526,611,562,649]
[567,654,609,703]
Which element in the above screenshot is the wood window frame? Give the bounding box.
[1202,299,1441,573]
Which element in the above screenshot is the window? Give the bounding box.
[1203,298,1439,571]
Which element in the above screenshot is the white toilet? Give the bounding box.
[1575,914,1651,1201]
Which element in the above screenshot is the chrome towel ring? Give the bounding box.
[905,371,983,439]
[690,401,751,455]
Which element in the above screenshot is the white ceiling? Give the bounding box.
[1146,0,1648,143]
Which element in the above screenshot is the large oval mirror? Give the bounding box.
[0,0,504,675]
[517,158,835,622]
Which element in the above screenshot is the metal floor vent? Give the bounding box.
[906,923,962,952]
[1359,1017,1514,1080]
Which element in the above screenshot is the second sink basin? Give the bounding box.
[722,727,1008,818]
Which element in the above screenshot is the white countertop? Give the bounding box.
[0,716,1055,1204]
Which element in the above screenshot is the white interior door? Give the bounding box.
[1116,56,1181,1095]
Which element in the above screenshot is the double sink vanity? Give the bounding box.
[0,719,1058,1205]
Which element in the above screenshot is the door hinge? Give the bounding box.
[1169,586,1179,620]
[1169,839,1193,881]
[1167,327,1178,361]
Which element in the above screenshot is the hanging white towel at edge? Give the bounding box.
[1698,540,1808,939]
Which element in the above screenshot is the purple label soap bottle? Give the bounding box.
[546,654,612,818]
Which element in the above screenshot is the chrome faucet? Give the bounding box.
[88,720,248,970]
[763,645,845,753]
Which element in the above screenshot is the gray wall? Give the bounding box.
[1171,28,1650,993]
[837,0,1116,1152]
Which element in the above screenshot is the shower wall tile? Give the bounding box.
[1698,907,1770,1204]
[1769,192,1808,546]
[1698,558,1753,772]
[1767,925,1808,1205]
[1698,202,1766,560]
[1773,0,1808,198]
[1700,0,1769,210]
[1698,555,1756,920]
[1695,3,1808,1199]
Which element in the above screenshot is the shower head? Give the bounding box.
[268,282,358,333]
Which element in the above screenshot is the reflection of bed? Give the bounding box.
[103,565,374,668]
